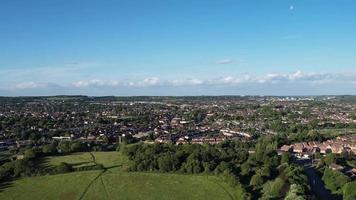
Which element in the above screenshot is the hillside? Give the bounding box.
[0,152,245,200]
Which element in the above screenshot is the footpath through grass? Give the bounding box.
[46,151,130,170]
[0,151,245,200]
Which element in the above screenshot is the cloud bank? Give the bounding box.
[2,70,356,96]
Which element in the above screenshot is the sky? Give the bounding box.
[0,0,356,96]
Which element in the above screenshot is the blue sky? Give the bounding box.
[0,0,356,96]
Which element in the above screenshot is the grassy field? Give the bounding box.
[45,151,130,170]
[0,152,245,200]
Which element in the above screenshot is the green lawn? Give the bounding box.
[45,151,130,170]
[0,171,244,200]
[0,152,246,200]
[0,171,100,200]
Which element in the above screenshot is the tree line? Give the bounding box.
[121,136,310,199]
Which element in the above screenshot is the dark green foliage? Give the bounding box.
[343,181,356,200]
[70,141,84,152]
[285,184,306,200]
[260,177,285,199]
[280,164,309,192]
[0,159,35,180]
[240,162,251,176]
[249,173,264,189]
[58,141,70,153]
[323,153,336,166]
[23,148,36,159]
[158,154,179,172]
[55,162,73,173]
[281,152,290,164]
[42,144,57,155]
[122,141,248,174]
[322,168,350,195]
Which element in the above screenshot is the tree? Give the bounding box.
[261,177,285,199]
[181,153,203,174]
[13,160,31,177]
[250,173,264,189]
[324,153,336,166]
[24,149,36,159]
[214,161,231,174]
[240,162,251,176]
[157,154,178,172]
[70,142,83,152]
[261,164,272,178]
[100,135,109,144]
[283,164,309,191]
[58,141,70,153]
[284,184,305,200]
[42,144,57,154]
[322,168,350,195]
[281,152,290,164]
[343,181,356,200]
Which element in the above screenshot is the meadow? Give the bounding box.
[0,151,245,200]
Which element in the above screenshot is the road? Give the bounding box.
[296,158,342,200]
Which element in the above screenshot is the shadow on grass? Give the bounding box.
[70,162,91,167]
[33,157,55,173]
[105,164,122,170]
[0,177,17,193]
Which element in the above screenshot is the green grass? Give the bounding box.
[0,171,243,200]
[0,152,246,200]
[0,171,100,200]
[46,151,130,170]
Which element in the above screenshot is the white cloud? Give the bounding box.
[256,71,356,84]
[73,80,120,88]
[216,59,233,64]
[6,71,356,92]
[207,71,356,86]
[15,82,49,89]
[127,77,161,87]
[169,78,203,86]
[140,77,160,86]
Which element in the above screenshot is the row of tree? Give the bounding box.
[122,136,310,199]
